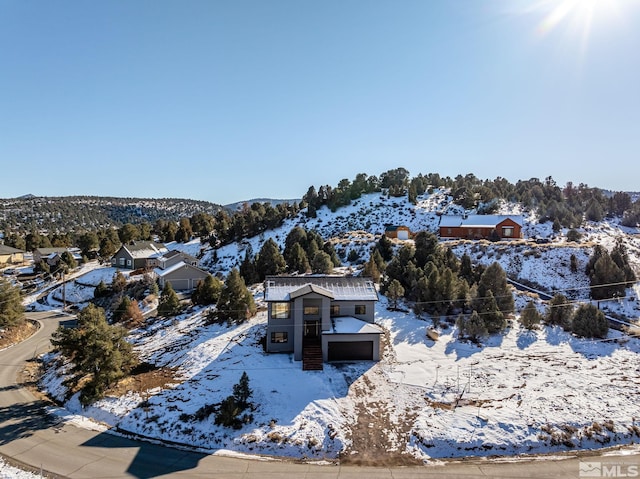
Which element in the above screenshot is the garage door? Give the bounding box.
[397,230,409,240]
[168,279,190,291]
[327,341,373,361]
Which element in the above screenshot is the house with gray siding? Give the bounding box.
[155,261,209,291]
[111,241,168,270]
[264,275,381,370]
[158,250,199,270]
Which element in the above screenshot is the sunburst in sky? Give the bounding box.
[521,0,634,60]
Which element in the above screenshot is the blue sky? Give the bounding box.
[2,0,639,205]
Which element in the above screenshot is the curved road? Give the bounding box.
[0,311,637,478]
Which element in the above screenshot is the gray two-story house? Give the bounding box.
[264,275,382,370]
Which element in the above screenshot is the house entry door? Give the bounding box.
[304,320,320,340]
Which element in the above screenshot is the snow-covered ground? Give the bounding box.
[0,459,38,479]
[31,189,640,462]
[39,288,640,462]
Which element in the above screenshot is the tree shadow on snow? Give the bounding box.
[516,329,538,350]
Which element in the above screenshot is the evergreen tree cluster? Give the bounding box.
[380,231,514,337]
[544,294,608,338]
[585,240,636,300]
[239,227,341,285]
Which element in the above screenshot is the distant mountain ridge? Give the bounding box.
[225,198,301,211]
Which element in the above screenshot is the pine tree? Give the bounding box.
[456,311,487,342]
[192,274,223,306]
[572,304,608,338]
[239,248,259,286]
[386,279,405,310]
[545,293,573,329]
[285,243,310,274]
[255,238,286,281]
[232,372,253,409]
[215,269,256,325]
[112,271,127,294]
[113,296,132,323]
[51,304,136,406]
[459,253,474,284]
[589,253,625,300]
[477,262,514,315]
[570,254,578,273]
[475,290,506,334]
[520,301,542,330]
[94,280,109,298]
[311,251,333,274]
[0,278,24,327]
[362,255,381,283]
[158,282,182,316]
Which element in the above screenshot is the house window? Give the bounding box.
[127,259,132,267]
[502,226,514,237]
[330,305,340,316]
[272,302,290,319]
[355,305,366,315]
[447,228,452,235]
[271,332,288,343]
[119,257,125,266]
[304,306,320,315]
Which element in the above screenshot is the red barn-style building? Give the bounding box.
[439,215,524,240]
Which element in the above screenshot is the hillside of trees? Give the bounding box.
[302,168,640,229]
[0,196,224,236]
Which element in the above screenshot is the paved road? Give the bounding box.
[0,311,638,478]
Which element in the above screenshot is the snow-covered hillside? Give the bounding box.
[35,188,640,463]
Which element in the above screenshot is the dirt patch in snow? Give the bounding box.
[0,320,38,350]
[107,362,178,397]
[340,328,423,466]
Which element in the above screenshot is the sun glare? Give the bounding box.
[531,0,631,35]
[520,0,635,61]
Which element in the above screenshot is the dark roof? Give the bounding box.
[384,225,409,232]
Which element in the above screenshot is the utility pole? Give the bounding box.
[62,271,66,311]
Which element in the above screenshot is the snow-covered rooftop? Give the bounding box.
[264,276,378,302]
[325,316,384,334]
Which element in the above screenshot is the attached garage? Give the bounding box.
[327,341,373,361]
[322,316,383,362]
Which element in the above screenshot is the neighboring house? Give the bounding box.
[111,241,168,270]
[155,262,209,291]
[264,275,382,370]
[158,250,199,270]
[0,245,25,265]
[384,225,412,240]
[33,247,82,267]
[439,215,524,240]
